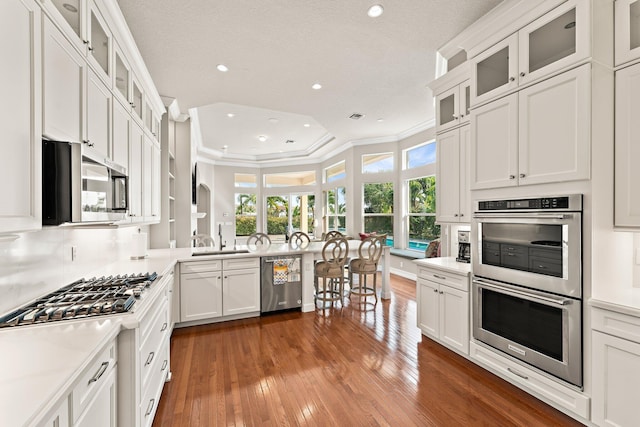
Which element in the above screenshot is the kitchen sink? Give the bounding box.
[191,249,251,256]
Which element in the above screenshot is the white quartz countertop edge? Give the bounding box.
[413,257,472,276]
[589,289,640,318]
[0,318,122,427]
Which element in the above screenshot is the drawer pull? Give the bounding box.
[537,265,547,269]
[145,351,155,366]
[145,398,155,416]
[161,359,168,371]
[507,367,529,380]
[88,361,109,385]
[433,274,447,280]
[161,322,168,332]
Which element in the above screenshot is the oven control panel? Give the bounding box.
[476,195,581,212]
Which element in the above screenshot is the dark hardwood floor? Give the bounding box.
[153,274,583,426]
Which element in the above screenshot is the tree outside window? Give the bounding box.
[407,176,440,251]
[363,182,393,240]
[235,193,257,236]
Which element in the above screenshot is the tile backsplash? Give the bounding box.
[0,226,149,315]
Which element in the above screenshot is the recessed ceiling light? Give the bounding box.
[63,3,78,13]
[222,145,228,149]
[312,83,322,90]
[216,64,229,72]
[227,113,235,118]
[377,118,384,122]
[303,123,310,128]
[258,135,267,142]
[367,4,384,18]
[268,118,279,123]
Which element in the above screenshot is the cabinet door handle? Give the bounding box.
[537,265,547,269]
[460,113,464,118]
[83,39,89,45]
[452,115,458,120]
[161,359,168,371]
[520,72,526,77]
[145,351,155,366]
[433,289,438,293]
[453,213,458,217]
[509,76,515,82]
[88,361,109,385]
[88,46,94,52]
[459,213,464,217]
[161,322,167,332]
[519,173,526,178]
[145,398,155,416]
[439,291,444,294]
[224,276,228,279]
[509,175,515,179]
[507,253,515,257]
[433,274,447,280]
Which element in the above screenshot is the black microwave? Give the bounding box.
[42,140,128,225]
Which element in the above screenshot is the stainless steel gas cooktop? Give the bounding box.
[0,272,158,328]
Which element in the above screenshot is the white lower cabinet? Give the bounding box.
[40,397,70,427]
[118,275,171,427]
[416,263,470,356]
[180,257,260,323]
[592,307,640,427]
[69,338,117,427]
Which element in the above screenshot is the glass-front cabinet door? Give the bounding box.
[518,1,588,85]
[114,46,130,105]
[615,0,640,66]
[87,2,110,82]
[132,76,143,123]
[471,33,518,106]
[436,86,459,132]
[50,0,82,40]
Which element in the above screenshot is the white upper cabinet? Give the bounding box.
[470,93,518,189]
[436,80,470,133]
[112,98,130,170]
[471,64,590,190]
[85,68,111,159]
[86,1,110,83]
[0,0,42,233]
[472,0,589,106]
[131,75,144,125]
[615,0,640,66]
[436,126,470,223]
[615,62,640,227]
[42,15,84,143]
[129,123,143,222]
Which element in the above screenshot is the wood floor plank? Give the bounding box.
[153,274,583,426]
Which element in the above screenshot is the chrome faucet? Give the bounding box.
[218,224,226,251]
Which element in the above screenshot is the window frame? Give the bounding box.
[324,186,346,233]
[405,175,439,253]
[362,182,394,239]
[362,152,394,174]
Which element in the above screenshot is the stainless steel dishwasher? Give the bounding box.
[261,255,302,313]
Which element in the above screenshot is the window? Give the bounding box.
[405,141,436,169]
[325,187,346,232]
[407,176,440,251]
[325,161,346,183]
[363,183,393,240]
[266,193,316,239]
[235,193,257,236]
[264,171,316,188]
[235,173,257,188]
[362,152,393,173]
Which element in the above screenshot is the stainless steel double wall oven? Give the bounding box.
[471,195,583,387]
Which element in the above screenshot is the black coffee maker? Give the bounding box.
[456,230,471,263]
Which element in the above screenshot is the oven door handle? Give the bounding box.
[472,213,571,220]
[473,278,571,306]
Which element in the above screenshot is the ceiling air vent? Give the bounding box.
[285,139,295,144]
[349,113,365,120]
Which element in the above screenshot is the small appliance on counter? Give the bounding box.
[456,230,471,263]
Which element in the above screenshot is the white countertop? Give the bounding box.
[413,257,472,276]
[0,318,122,427]
[589,288,640,318]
